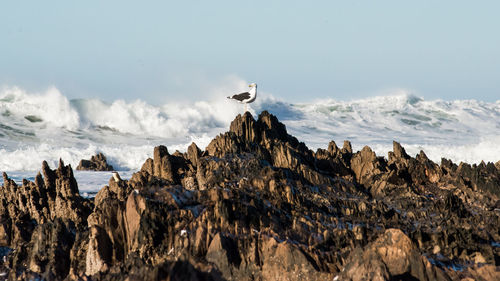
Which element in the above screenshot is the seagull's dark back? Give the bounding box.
[229,92,251,101]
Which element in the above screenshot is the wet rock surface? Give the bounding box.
[77,152,114,171]
[1,111,499,280]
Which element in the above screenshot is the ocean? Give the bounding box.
[1,86,499,192]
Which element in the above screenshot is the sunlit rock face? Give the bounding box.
[1,111,499,280]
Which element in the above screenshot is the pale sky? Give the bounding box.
[1,1,499,103]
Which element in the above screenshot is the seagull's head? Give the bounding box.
[249,83,257,88]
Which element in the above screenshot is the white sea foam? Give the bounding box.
[0,86,80,130]
[0,86,499,176]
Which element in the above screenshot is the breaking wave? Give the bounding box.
[0,86,499,171]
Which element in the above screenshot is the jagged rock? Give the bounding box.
[86,225,113,275]
[86,196,128,275]
[416,150,442,183]
[259,236,334,281]
[448,264,500,281]
[340,229,450,281]
[0,161,92,279]
[350,146,386,188]
[96,256,225,281]
[0,160,91,232]
[67,229,90,278]
[77,152,114,171]
[81,112,499,280]
[2,111,500,280]
[26,219,74,279]
[154,145,173,180]
[342,140,353,154]
[455,161,500,197]
[0,219,9,246]
[205,233,241,278]
[186,142,202,168]
[124,192,146,252]
[315,140,352,177]
[229,111,260,143]
[147,145,188,184]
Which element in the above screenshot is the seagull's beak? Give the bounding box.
[248,84,252,87]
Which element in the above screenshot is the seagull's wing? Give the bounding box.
[228,92,251,101]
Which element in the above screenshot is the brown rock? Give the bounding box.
[0,218,9,246]
[260,236,334,281]
[187,142,202,167]
[153,145,173,180]
[4,111,500,280]
[124,192,146,252]
[341,229,450,281]
[467,264,500,280]
[206,233,241,278]
[373,229,415,275]
[328,140,340,156]
[0,160,91,231]
[350,146,385,187]
[140,158,154,174]
[86,226,112,275]
[148,145,188,183]
[342,140,353,154]
[27,219,74,279]
[76,152,114,171]
[416,150,442,183]
[86,196,127,271]
[390,141,410,161]
[229,112,260,143]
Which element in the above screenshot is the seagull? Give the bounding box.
[227,83,257,112]
[112,171,122,182]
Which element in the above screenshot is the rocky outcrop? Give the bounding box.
[0,160,91,234]
[77,152,114,171]
[340,229,450,281]
[1,111,499,280]
[0,160,93,279]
